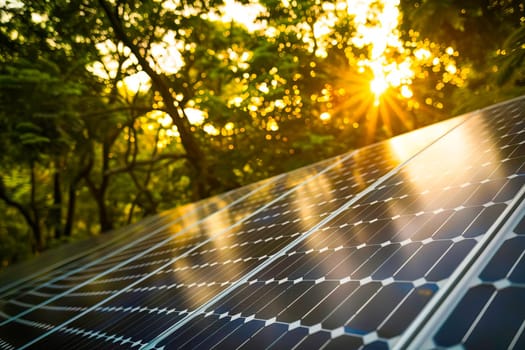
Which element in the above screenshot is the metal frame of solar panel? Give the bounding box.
[0,95,524,350]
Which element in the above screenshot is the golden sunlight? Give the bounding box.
[86,0,465,150]
[320,112,331,121]
[215,0,266,32]
[370,74,389,105]
[315,0,463,144]
[348,0,415,102]
[121,71,151,93]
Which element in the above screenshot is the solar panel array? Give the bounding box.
[0,96,524,349]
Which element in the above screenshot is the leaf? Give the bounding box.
[15,122,43,133]
[18,133,51,145]
[496,26,525,85]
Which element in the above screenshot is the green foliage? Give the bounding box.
[0,0,523,268]
[400,0,525,111]
[497,25,525,86]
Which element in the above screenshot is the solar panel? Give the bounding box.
[0,96,523,349]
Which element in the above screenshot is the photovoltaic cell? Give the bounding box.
[0,96,523,350]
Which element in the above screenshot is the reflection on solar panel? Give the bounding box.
[0,96,524,350]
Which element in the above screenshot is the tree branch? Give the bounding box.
[104,153,187,177]
[0,176,38,240]
[98,0,213,198]
[80,106,153,119]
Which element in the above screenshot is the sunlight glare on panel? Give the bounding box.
[387,115,506,246]
[387,116,464,165]
[292,172,336,232]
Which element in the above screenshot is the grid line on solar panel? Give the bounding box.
[0,308,149,350]
[60,184,270,261]
[402,188,525,350]
[3,117,461,349]
[2,150,370,348]
[37,159,334,286]
[145,97,525,350]
[21,157,340,292]
[0,197,231,299]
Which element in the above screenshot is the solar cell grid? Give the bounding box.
[0,213,170,299]
[2,167,310,299]
[0,182,265,297]
[0,197,230,310]
[148,98,525,349]
[0,174,293,345]
[42,158,334,285]
[2,167,304,293]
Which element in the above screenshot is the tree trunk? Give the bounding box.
[84,140,114,233]
[65,151,93,237]
[96,193,113,232]
[85,182,114,233]
[100,139,114,232]
[64,182,75,237]
[52,171,63,239]
[29,161,43,251]
[0,175,41,252]
[97,0,215,199]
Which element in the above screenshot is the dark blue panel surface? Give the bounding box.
[152,98,525,349]
[432,209,525,349]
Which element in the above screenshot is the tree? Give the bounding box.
[97,0,219,199]
[0,58,85,249]
[399,0,525,112]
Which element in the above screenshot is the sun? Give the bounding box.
[312,0,451,144]
[370,75,389,105]
[347,0,415,102]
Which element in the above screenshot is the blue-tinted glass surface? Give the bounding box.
[155,98,525,349]
[432,209,525,349]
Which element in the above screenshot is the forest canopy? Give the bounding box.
[0,0,524,267]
